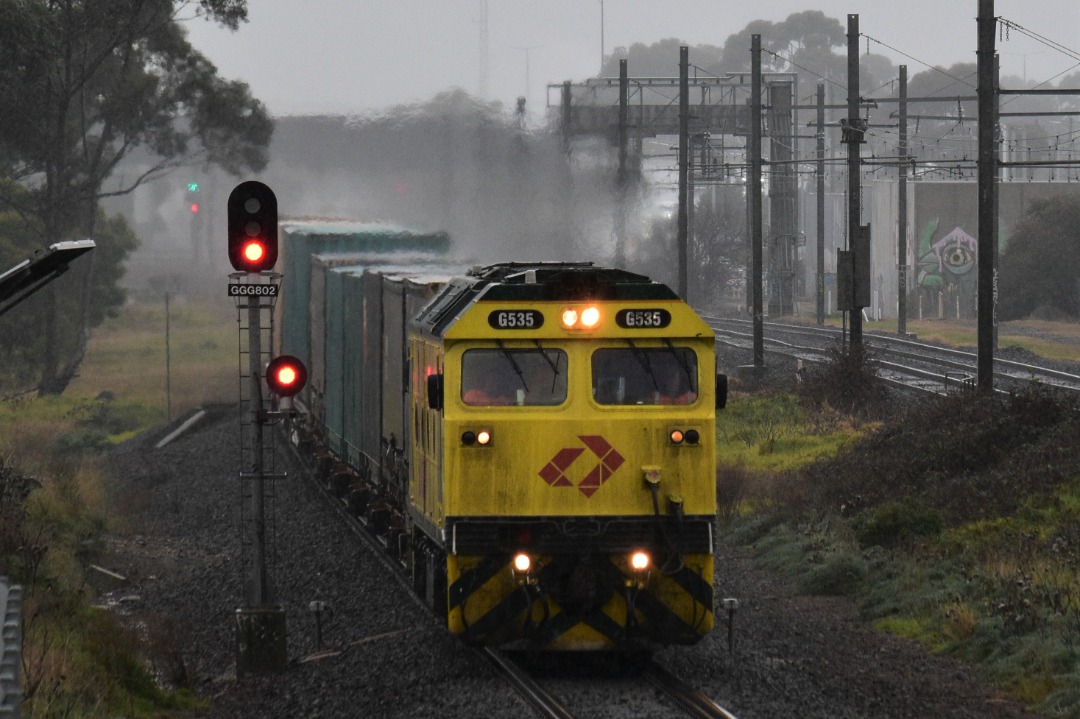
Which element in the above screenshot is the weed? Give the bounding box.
[797,343,893,422]
[799,553,867,596]
[855,498,944,549]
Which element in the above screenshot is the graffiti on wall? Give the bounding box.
[916,218,979,318]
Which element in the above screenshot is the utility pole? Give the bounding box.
[898,65,909,336]
[561,81,573,155]
[977,0,997,391]
[599,0,605,70]
[616,59,628,268]
[845,14,865,349]
[678,45,689,300]
[478,0,489,99]
[816,82,826,326]
[751,35,764,368]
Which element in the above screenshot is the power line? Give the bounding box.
[860,33,976,89]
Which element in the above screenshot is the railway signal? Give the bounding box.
[187,180,200,214]
[265,355,307,398]
[228,180,278,272]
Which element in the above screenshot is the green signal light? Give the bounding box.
[187,182,200,192]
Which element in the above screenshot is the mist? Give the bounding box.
[112,89,677,296]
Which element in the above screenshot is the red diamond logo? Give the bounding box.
[537,435,624,498]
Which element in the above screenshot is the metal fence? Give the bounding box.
[0,577,22,718]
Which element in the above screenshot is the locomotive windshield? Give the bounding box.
[592,345,698,405]
[461,348,567,406]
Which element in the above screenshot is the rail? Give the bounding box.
[482,649,577,719]
[645,660,740,719]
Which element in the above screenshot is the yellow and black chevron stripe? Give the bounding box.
[447,553,714,650]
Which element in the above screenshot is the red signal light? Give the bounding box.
[265,355,307,397]
[242,240,265,264]
[190,202,200,214]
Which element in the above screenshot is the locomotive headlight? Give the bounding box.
[512,553,532,573]
[476,429,492,446]
[580,305,601,328]
[511,552,536,585]
[669,429,685,444]
[630,551,650,572]
[560,305,601,330]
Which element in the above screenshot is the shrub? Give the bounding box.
[856,499,944,548]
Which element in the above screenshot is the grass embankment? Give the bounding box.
[719,358,1080,716]
[2,295,235,718]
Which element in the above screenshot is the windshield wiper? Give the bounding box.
[626,339,659,392]
[497,340,528,391]
[663,339,696,391]
[532,340,560,393]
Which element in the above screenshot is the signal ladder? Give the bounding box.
[232,272,284,606]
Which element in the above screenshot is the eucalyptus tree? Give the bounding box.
[0,0,271,394]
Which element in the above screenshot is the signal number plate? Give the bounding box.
[228,283,279,297]
[616,308,671,329]
[488,309,544,330]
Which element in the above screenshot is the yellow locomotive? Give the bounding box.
[407,262,726,650]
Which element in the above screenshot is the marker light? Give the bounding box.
[513,553,532,573]
[580,306,601,328]
[669,429,685,444]
[462,429,492,446]
[630,551,651,571]
[685,429,700,445]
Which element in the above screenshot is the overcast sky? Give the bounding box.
[183,1,1080,118]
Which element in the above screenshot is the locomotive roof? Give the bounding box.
[414,262,681,338]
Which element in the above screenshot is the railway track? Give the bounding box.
[702,315,1080,395]
[291,432,741,719]
[484,648,740,719]
[643,660,741,719]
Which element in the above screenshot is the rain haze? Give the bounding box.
[120,0,1080,296]
[183,1,1080,118]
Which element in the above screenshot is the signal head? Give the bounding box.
[228,181,278,272]
[265,355,307,397]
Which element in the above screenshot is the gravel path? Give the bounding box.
[98,401,1046,718]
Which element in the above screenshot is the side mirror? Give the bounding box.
[715,373,728,410]
[427,374,444,410]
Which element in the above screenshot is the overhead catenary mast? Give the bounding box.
[478,0,489,100]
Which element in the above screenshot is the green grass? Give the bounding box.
[67,296,237,422]
[716,392,863,473]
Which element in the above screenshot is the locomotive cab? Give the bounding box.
[407,263,723,650]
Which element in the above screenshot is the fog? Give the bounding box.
[112,1,1080,297]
